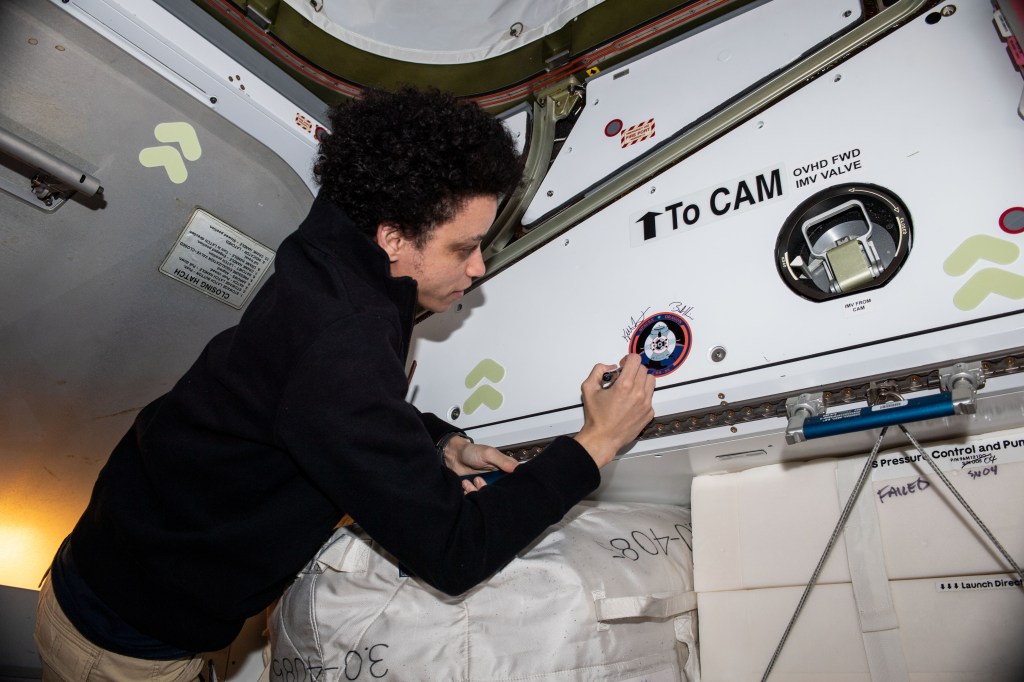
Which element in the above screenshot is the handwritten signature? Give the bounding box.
[621,307,651,341]
[669,301,695,319]
[621,303,695,342]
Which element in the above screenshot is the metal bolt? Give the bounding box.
[546,190,554,197]
[449,406,461,420]
[711,346,727,362]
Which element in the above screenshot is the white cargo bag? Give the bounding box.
[269,500,698,681]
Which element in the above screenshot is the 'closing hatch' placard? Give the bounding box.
[160,209,274,309]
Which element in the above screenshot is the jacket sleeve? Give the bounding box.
[415,409,462,446]
[274,312,600,595]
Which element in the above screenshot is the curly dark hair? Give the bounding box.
[314,87,523,245]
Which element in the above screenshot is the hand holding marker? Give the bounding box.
[462,358,653,489]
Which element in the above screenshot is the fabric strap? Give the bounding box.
[316,529,372,573]
[593,590,697,622]
[836,456,910,682]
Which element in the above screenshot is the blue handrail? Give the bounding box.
[802,392,955,440]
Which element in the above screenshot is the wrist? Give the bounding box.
[572,429,617,468]
[436,431,473,468]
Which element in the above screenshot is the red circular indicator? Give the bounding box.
[604,119,623,137]
[999,207,1024,234]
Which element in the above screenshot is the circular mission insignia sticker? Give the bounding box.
[628,312,692,377]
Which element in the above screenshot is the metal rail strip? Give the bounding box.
[480,0,937,279]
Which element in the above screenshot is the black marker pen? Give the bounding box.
[600,368,621,389]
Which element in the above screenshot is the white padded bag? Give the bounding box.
[269,500,699,681]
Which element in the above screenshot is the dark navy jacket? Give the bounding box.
[64,195,600,652]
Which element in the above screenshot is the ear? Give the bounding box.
[375,223,406,262]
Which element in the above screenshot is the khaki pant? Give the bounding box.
[34,577,205,682]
